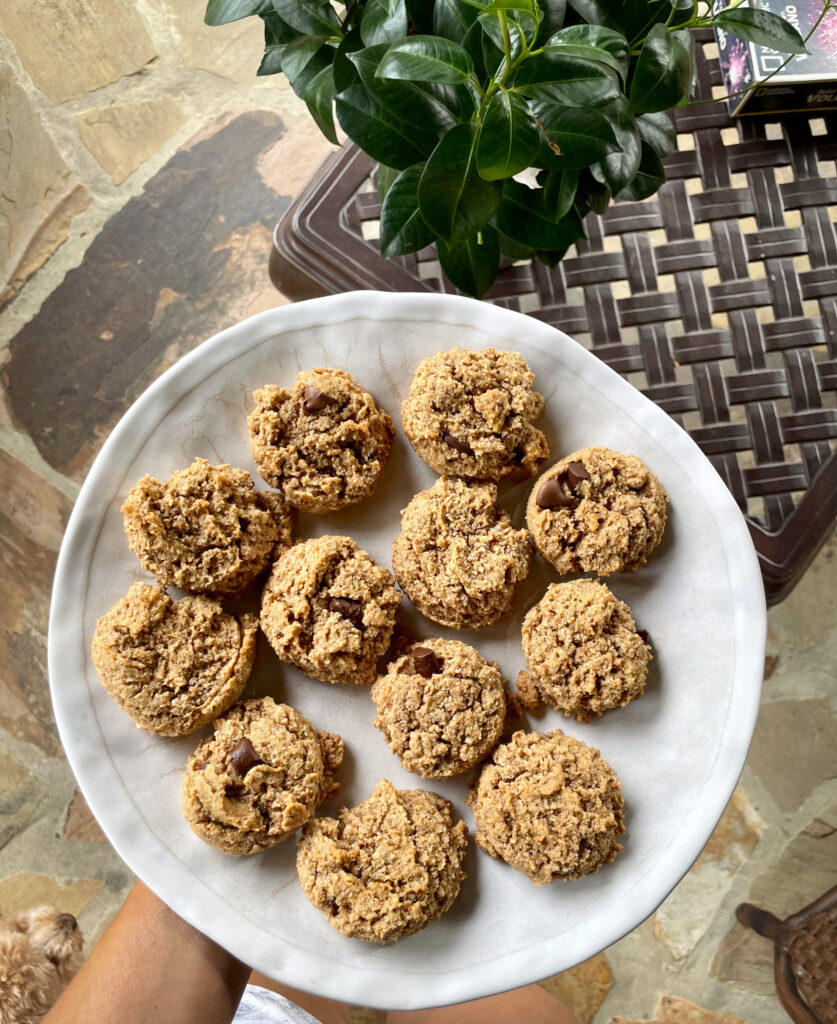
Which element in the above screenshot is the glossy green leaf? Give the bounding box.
[375,163,400,201]
[476,91,541,180]
[418,123,502,243]
[713,6,807,54]
[304,65,338,143]
[496,230,536,259]
[542,166,578,220]
[495,180,585,249]
[280,36,330,82]
[348,45,466,131]
[377,36,474,83]
[433,0,480,43]
[360,0,407,46]
[287,45,334,98]
[480,8,539,51]
[436,227,500,298]
[333,29,363,90]
[627,24,693,114]
[256,11,298,75]
[336,83,438,168]
[535,0,567,44]
[565,0,619,29]
[514,54,621,107]
[580,169,611,212]
[616,141,664,200]
[380,163,435,256]
[481,0,539,16]
[205,0,272,26]
[590,106,640,193]
[636,110,675,158]
[544,24,628,78]
[272,0,341,38]
[529,102,618,167]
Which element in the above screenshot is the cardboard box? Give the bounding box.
[714,0,837,115]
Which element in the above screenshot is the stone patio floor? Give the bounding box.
[1,3,835,1022]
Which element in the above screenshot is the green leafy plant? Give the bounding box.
[205,0,810,297]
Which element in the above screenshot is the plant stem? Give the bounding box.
[498,10,513,65]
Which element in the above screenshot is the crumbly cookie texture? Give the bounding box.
[91,583,257,736]
[123,458,294,594]
[182,697,343,856]
[297,779,467,943]
[468,730,625,885]
[248,368,395,514]
[401,348,549,481]
[517,580,650,722]
[260,535,401,686]
[527,446,667,575]
[392,477,532,629]
[372,638,507,778]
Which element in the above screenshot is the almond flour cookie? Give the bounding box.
[297,779,467,943]
[468,730,625,885]
[372,638,507,778]
[182,697,343,856]
[401,348,549,482]
[527,446,667,575]
[392,477,532,629]
[517,580,651,722]
[248,368,395,514]
[91,582,257,736]
[123,458,294,594]
[260,535,401,686]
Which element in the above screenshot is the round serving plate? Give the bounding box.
[48,291,765,1010]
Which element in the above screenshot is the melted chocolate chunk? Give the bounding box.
[536,476,578,510]
[566,460,590,488]
[443,433,474,457]
[224,784,247,800]
[637,629,651,646]
[230,738,264,776]
[302,385,336,414]
[412,646,443,678]
[328,596,364,628]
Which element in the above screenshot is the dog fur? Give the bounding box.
[0,906,84,1024]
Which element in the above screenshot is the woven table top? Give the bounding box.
[270,29,837,604]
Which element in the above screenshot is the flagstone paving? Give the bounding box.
[1,3,834,1021]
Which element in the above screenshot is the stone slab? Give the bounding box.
[62,790,107,844]
[166,0,277,85]
[77,97,188,184]
[0,872,104,919]
[0,747,41,851]
[0,65,90,307]
[607,994,755,1024]
[0,450,72,756]
[5,111,291,478]
[0,0,156,103]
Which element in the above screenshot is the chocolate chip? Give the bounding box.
[328,596,364,628]
[566,460,590,488]
[230,738,263,776]
[507,455,533,483]
[326,898,339,917]
[443,433,474,457]
[224,784,247,800]
[638,629,651,646]
[302,385,336,414]
[536,476,578,510]
[412,646,443,678]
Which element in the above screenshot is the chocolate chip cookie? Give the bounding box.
[92,582,257,736]
[123,458,294,594]
[392,477,532,629]
[372,638,507,778]
[247,368,395,514]
[527,446,667,575]
[401,348,549,481]
[182,697,343,856]
[516,580,651,722]
[297,779,467,943]
[260,535,401,686]
[468,730,625,885]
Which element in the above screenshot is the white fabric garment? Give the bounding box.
[232,984,324,1024]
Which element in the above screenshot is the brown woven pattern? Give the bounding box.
[788,906,837,1023]
[271,29,837,601]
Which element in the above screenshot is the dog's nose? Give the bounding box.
[56,913,78,931]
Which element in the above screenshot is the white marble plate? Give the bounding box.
[48,291,765,1010]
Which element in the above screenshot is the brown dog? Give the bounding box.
[0,906,84,1023]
